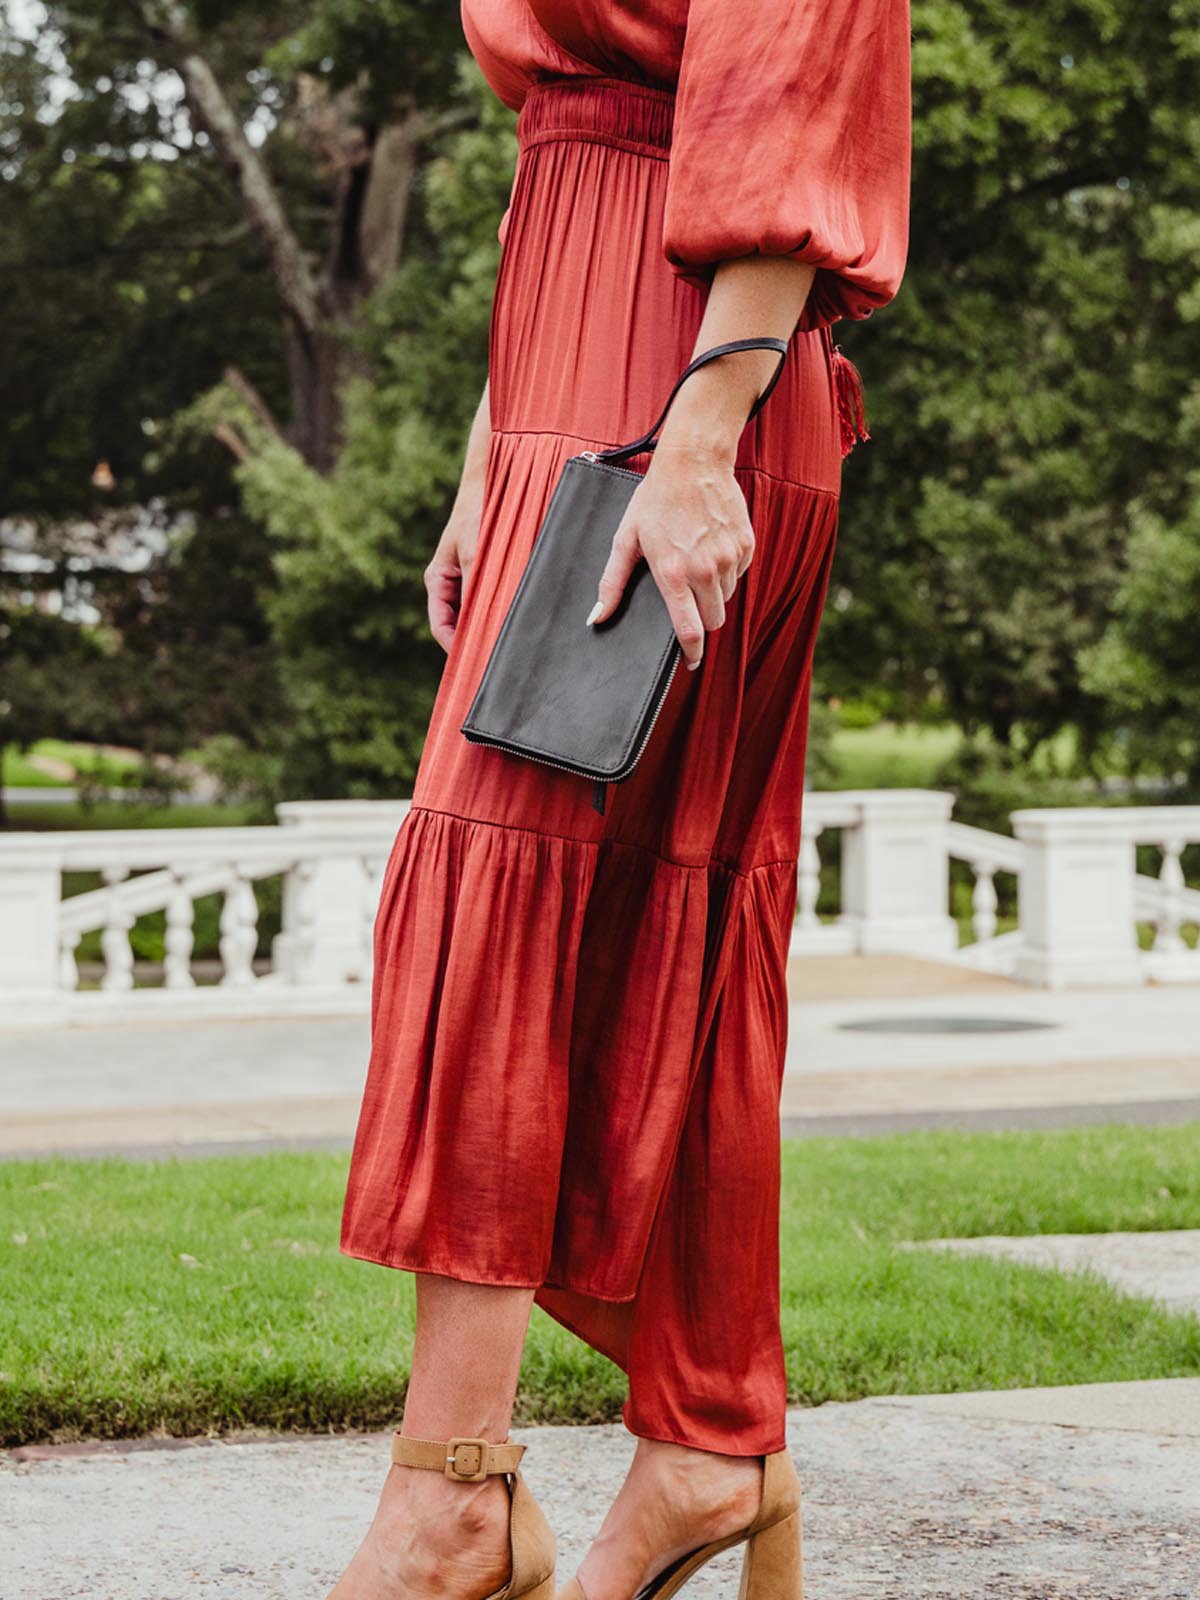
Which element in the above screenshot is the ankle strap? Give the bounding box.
[391,1433,526,1481]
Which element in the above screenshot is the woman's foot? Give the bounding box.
[328,1462,513,1600]
[572,1438,765,1600]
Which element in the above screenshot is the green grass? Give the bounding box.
[4,801,258,832]
[824,720,1094,793]
[2,1125,1198,1447]
[827,723,963,789]
[1,749,65,787]
[2,740,146,790]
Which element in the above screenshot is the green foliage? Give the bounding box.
[0,3,287,788]
[5,0,1200,796]
[820,0,1200,768]
[3,1125,1199,1445]
[1081,475,1200,785]
[226,62,515,795]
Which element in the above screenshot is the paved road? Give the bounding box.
[2,964,1198,1157]
[4,1383,1198,1600]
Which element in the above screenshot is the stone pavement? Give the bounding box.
[912,1229,1200,1319]
[3,1382,1198,1600]
[1,957,1198,1157]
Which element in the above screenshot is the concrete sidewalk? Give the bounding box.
[1,957,1197,1157]
[911,1230,1200,1320]
[3,1382,1198,1600]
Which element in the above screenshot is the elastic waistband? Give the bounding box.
[518,76,675,159]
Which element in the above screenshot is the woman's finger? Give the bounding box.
[425,566,461,653]
[590,522,641,625]
[692,570,727,633]
[655,565,707,669]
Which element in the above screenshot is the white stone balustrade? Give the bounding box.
[1012,806,1200,989]
[789,790,959,960]
[1,794,1197,1026]
[0,802,408,1026]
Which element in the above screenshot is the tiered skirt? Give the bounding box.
[340,75,845,1453]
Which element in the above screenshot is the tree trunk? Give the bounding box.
[283,323,346,476]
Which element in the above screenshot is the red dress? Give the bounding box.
[341,0,911,1454]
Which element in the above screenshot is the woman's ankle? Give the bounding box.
[381,1463,511,1537]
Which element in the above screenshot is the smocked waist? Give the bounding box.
[518,75,676,158]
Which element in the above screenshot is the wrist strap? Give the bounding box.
[595,336,788,467]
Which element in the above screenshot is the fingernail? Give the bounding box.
[586,601,603,626]
[687,658,701,672]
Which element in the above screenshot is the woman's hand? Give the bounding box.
[587,255,816,669]
[424,493,483,653]
[588,440,754,670]
[425,381,490,652]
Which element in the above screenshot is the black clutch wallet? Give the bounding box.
[460,336,789,814]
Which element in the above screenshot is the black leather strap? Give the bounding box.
[595,336,789,467]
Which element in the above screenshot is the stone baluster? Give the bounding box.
[1154,837,1187,956]
[969,860,998,946]
[164,870,196,989]
[219,868,258,987]
[100,867,135,993]
[59,928,81,992]
[796,826,823,931]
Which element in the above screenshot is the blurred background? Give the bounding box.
[3,0,1199,839]
[2,12,1200,1591]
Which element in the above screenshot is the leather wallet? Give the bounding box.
[460,337,789,814]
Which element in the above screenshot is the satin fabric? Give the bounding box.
[462,0,912,331]
[341,6,911,1454]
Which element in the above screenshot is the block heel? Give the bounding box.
[737,1506,803,1600]
[558,1448,802,1600]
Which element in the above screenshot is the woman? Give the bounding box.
[332,3,911,1599]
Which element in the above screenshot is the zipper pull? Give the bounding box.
[592,781,607,815]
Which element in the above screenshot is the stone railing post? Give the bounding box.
[839,789,959,959]
[1011,809,1143,988]
[274,800,410,986]
[0,841,63,1009]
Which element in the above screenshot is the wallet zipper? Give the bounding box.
[464,649,680,790]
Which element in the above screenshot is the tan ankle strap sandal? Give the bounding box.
[392,1433,527,1481]
[558,1448,803,1600]
[389,1431,557,1600]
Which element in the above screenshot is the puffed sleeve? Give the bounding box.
[662,0,912,332]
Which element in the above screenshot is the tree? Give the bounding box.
[7,0,1200,807]
[38,0,468,469]
[214,65,515,795]
[816,0,1200,766]
[1,0,479,802]
[1080,439,1200,786]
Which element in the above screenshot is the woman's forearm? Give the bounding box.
[424,380,491,652]
[590,256,816,666]
[453,380,492,516]
[655,257,816,465]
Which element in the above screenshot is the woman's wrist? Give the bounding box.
[448,477,485,530]
[653,366,755,467]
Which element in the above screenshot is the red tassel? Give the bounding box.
[832,345,870,458]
